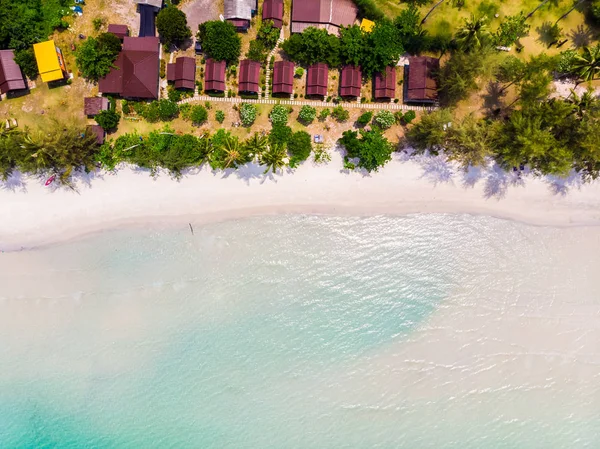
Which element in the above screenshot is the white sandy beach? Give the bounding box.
[1,150,600,251]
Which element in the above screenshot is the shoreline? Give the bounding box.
[2,152,600,251]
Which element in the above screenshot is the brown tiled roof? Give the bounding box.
[374,66,396,99]
[272,60,294,95]
[306,62,328,96]
[205,58,226,92]
[88,125,105,144]
[227,19,251,30]
[167,57,195,89]
[263,0,284,28]
[238,59,260,93]
[291,0,357,34]
[0,50,26,94]
[405,56,439,103]
[84,97,109,116]
[98,37,159,99]
[107,24,129,40]
[340,65,361,97]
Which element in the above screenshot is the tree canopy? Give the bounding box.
[339,128,394,172]
[197,20,241,64]
[157,6,191,48]
[75,33,122,81]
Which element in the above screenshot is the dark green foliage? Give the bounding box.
[339,128,393,172]
[394,5,428,55]
[215,110,225,123]
[339,25,365,67]
[14,48,38,79]
[95,109,120,131]
[76,33,122,81]
[190,105,208,125]
[331,105,350,122]
[318,108,330,121]
[281,27,341,67]
[156,5,191,47]
[402,110,416,124]
[246,39,268,63]
[257,20,280,49]
[405,109,453,154]
[353,0,385,20]
[197,21,241,64]
[93,17,105,32]
[141,99,179,122]
[437,50,490,107]
[269,124,292,146]
[287,131,312,167]
[363,19,404,75]
[356,111,373,126]
[298,105,317,124]
[495,12,529,47]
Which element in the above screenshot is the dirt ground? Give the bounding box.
[181,0,222,37]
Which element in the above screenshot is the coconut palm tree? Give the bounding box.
[219,135,249,169]
[572,44,600,84]
[244,132,268,159]
[455,15,491,52]
[260,144,287,175]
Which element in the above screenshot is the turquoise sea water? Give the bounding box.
[0,215,599,448]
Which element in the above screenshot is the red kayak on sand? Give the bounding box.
[45,175,56,186]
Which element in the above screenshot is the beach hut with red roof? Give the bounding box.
[99,36,160,99]
[263,0,284,28]
[238,59,260,94]
[374,66,396,100]
[205,59,226,93]
[404,56,439,104]
[340,65,361,98]
[167,56,196,90]
[272,61,294,95]
[306,63,328,97]
[84,97,109,117]
[107,24,129,40]
[0,50,27,95]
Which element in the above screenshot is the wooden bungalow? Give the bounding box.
[306,63,328,97]
[403,56,439,104]
[107,24,130,40]
[238,59,260,94]
[225,0,258,31]
[205,58,226,93]
[272,61,294,95]
[262,0,284,28]
[167,56,196,90]
[84,97,109,117]
[340,65,361,98]
[373,66,396,100]
[0,50,27,95]
[291,0,357,35]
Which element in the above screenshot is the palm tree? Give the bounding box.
[455,15,491,52]
[260,144,287,174]
[568,88,600,116]
[572,44,600,84]
[244,132,268,159]
[219,135,249,168]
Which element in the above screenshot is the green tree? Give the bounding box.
[244,132,268,158]
[246,40,268,63]
[257,20,280,49]
[405,109,453,154]
[495,55,527,91]
[455,15,491,52]
[438,49,491,106]
[318,108,330,121]
[357,111,373,126]
[495,12,529,47]
[287,131,312,167]
[373,110,395,129]
[281,27,341,67]
[445,115,494,168]
[198,21,241,64]
[190,105,208,125]
[215,110,225,123]
[269,124,292,145]
[339,128,393,172]
[298,105,317,124]
[572,44,600,83]
[331,105,350,122]
[156,5,191,48]
[260,143,287,174]
[362,19,404,74]
[339,25,366,67]
[14,48,38,79]
[210,134,251,169]
[394,5,427,54]
[239,103,258,126]
[75,33,122,81]
[95,109,120,131]
[269,104,289,125]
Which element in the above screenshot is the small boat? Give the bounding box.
[45,175,56,186]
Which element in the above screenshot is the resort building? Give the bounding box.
[107,24,130,40]
[340,65,361,98]
[225,0,258,32]
[306,63,328,97]
[238,59,260,94]
[373,66,396,100]
[167,57,196,90]
[204,59,226,93]
[84,97,109,117]
[262,0,284,28]
[0,50,27,95]
[33,40,67,83]
[403,56,439,104]
[291,0,358,35]
[99,36,160,99]
[272,61,294,95]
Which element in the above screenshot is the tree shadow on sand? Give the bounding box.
[482,82,508,117]
[568,25,593,48]
[483,164,525,199]
[545,170,584,196]
[0,172,27,193]
[416,154,455,185]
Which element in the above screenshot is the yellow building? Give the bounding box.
[360,18,375,33]
[33,40,67,83]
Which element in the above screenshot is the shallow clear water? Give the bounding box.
[0,214,599,448]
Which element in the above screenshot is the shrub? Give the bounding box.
[122,100,132,115]
[270,104,289,125]
[167,86,183,102]
[257,20,280,49]
[142,99,179,122]
[95,109,120,131]
[331,105,349,122]
[402,110,416,124]
[269,124,292,145]
[294,93,298,98]
[190,105,208,125]
[239,103,257,126]
[215,110,225,123]
[287,131,312,167]
[179,103,192,120]
[205,101,211,110]
[92,17,105,31]
[298,105,317,124]
[373,110,395,129]
[394,111,404,124]
[318,108,330,121]
[160,59,166,78]
[294,67,304,77]
[356,111,373,126]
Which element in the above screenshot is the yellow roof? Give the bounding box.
[360,19,375,33]
[33,40,64,82]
